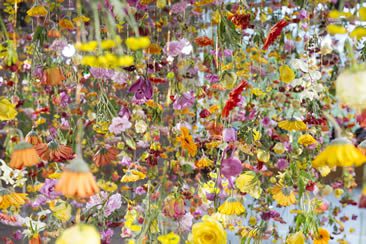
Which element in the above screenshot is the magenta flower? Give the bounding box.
[128,77,153,100]
[173,91,195,110]
[223,128,237,142]
[221,157,242,178]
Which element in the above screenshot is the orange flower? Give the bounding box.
[25,129,42,146]
[9,142,40,169]
[59,19,75,30]
[146,43,162,55]
[194,36,214,47]
[42,67,65,86]
[176,127,197,156]
[55,157,99,199]
[93,146,119,167]
[34,141,74,162]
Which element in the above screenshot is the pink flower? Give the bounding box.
[109,116,132,134]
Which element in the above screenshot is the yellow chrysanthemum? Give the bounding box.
[97,179,118,192]
[313,228,330,244]
[125,37,151,51]
[121,170,146,183]
[270,183,296,206]
[195,156,213,169]
[286,231,305,244]
[0,97,17,121]
[326,24,347,35]
[157,232,180,244]
[298,134,317,146]
[312,137,366,168]
[192,215,227,244]
[235,171,262,199]
[218,198,245,215]
[0,190,28,210]
[176,127,197,157]
[328,10,352,19]
[118,55,134,67]
[360,7,366,21]
[278,120,307,131]
[27,5,48,17]
[350,26,366,40]
[279,65,295,83]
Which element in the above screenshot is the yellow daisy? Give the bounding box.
[312,137,366,168]
[270,183,296,206]
[218,197,245,215]
[121,170,146,183]
[278,120,307,131]
[298,134,317,146]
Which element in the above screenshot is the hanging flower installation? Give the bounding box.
[2,0,366,243]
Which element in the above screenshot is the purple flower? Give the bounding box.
[119,156,132,166]
[261,117,273,127]
[223,128,237,142]
[101,229,114,244]
[90,68,115,80]
[60,91,71,107]
[173,92,195,110]
[298,9,307,19]
[109,116,132,134]
[221,157,242,178]
[164,39,192,57]
[105,193,122,217]
[261,210,280,221]
[31,195,48,207]
[49,39,68,52]
[276,158,289,171]
[40,179,60,199]
[135,186,146,195]
[205,73,219,83]
[284,40,295,52]
[118,106,131,119]
[171,1,187,14]
[111,71,128,84]
[129,77,153,100]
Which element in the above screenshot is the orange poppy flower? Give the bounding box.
[9,142,40,169]
[194,36,214,47]
[55,157,99,199]
[42,67,65,86]
[34,141,74,162]
[25,129,42,145]
[93,146,119,167]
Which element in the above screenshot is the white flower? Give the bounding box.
[135,120,147,133]
[0,159,26,187]
[290,59,308,72]
[62,44,76,58]
[109,116,132,135]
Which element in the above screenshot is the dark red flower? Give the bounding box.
[263,19,288,50]
[194,36,214,47]
[222,80,248,118]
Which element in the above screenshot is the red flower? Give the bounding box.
[194,36,214,47]
[222,80,249,118]
[263,19,288,50]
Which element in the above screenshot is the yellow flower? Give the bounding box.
[279,65,295,83]
[312,137,366,168]
[118,55,134,67]
[56,224,100,244]
[256,149,270,163]
[251,88,266,97]
[176,127,197,157]
[195,156,213,169]
[157,232,180,244]
[270,183,296,206]
[72,15,90,23]
[313,228,330,244]
[360,7,366,21]
[0,191,28,210]
[286,231,305,244]
[327,24,347,35]
[121,169,146,183]
[298,134,317,146]
[93,121,110,134]
[328,10,352,19]
[350,27,366,40]
[278,120,307,131]
[273,142,286,154]
[59,19,74,30]
[27,5,48,17]
[49,200,72,222]
[218,197,245,215]
[125,37,151,51]
[101,37,122,49]
[97,180,118,192]
[75,41,98,52]
[235,171,262,199]
[253,128,261,141]
[192,215,227,244]
[0,98,17,121]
